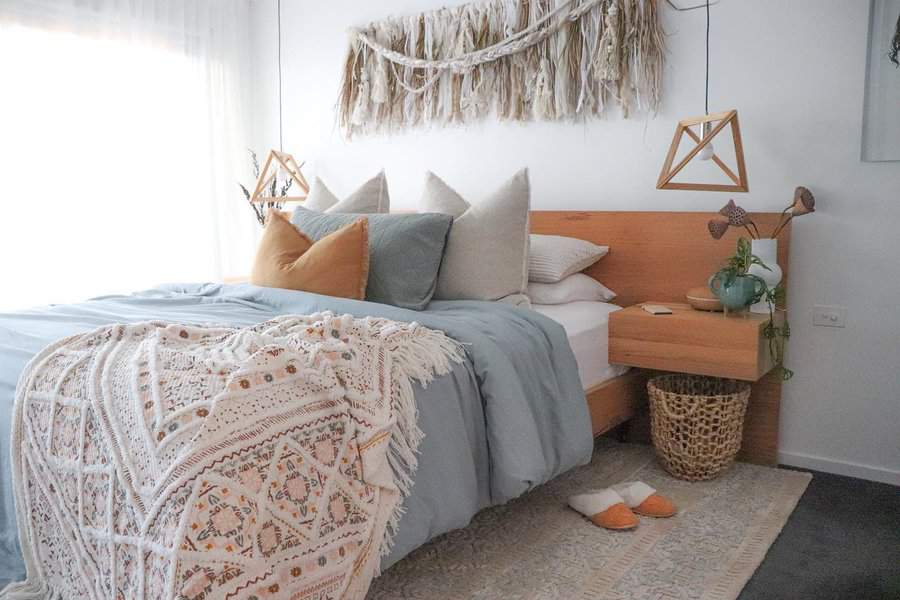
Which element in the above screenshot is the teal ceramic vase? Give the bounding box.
[708,272,765,313]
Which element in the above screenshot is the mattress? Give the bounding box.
[532,301,630,390]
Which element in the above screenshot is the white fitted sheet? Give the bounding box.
[532,301,630,390]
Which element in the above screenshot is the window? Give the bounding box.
[0,2,255,311]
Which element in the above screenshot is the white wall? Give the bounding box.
[249,0,900,484]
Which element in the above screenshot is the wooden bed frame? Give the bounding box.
[530,211,791,464]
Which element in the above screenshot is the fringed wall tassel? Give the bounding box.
[533,57,556,120]
[350,62,370,126]
[338,0,665,138]
[594,2,620,81]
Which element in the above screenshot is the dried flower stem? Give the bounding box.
[239,149,291,227]
[749,220,761,239]
[768,205,792,238]
[772,214,793,239]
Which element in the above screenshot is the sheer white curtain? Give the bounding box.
[0,0,258,311]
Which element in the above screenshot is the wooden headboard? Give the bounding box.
[530,211,791,307]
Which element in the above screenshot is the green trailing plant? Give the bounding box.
[708,188,816,381]
[717,237,793,380]
[760,283,793,381]
[238,149,293,226]
[717,237,770,284]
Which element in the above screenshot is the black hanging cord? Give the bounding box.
[664,0,718,11]
[704,0,710,114]
[277,0,284,152]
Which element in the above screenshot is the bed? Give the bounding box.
[0,283,594,585]
[0,210,789,590]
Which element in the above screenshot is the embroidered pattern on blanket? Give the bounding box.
[3,313,462,600]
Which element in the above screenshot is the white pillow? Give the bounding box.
[497,293,532,308]
[304,171,390,213]
[420,169,530,301]
[527,273,616,305]
[528,234,609,283]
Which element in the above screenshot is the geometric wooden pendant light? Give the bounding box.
[249,4,309,206]
[658,0,749,193]
[656,109,748,192]
[249,149,310,204]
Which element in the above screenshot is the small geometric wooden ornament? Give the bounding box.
[250,149,310,203]
[657,109,749,192]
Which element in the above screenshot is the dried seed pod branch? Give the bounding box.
[772,186,815,238]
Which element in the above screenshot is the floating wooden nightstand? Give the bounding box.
[609,302,783,465]
[609,303,778,381]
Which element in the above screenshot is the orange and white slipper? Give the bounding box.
[568,489,639,530]
[612,481,677,518]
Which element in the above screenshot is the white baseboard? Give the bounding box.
[778,451,900,486]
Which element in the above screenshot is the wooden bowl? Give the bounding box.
[686,286,723,312]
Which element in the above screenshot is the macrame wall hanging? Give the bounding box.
[338,0,665,138]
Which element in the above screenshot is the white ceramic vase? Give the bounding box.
[747,238,782,314]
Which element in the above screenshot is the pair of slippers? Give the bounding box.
[569,481,676,530]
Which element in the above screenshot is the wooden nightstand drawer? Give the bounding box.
[609,303,777,381]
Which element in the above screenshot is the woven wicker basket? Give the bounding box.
[647,374,751,481]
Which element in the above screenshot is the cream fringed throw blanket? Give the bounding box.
[339,0,665,137]
[3,314,463,600]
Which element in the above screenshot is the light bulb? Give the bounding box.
[698,121,715,161]
[277,165,290,180]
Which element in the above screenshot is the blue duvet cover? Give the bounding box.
[0,283,591,582]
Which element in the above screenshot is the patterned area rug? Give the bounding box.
[368,441,812,600]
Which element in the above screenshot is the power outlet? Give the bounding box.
[813,305,847,328]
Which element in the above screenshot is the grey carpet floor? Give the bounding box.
[739,468,900,600]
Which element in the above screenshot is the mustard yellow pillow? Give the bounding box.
[251,211,369,300]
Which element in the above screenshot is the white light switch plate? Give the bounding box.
[813,304,847,328]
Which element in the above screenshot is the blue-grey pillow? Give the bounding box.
[290,206,453,310]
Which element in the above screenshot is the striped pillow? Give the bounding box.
[528,234,609,283]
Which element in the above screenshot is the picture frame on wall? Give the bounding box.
[861,0,900,162]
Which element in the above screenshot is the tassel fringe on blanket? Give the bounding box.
[338,0,665,137]
[3,314,463,600]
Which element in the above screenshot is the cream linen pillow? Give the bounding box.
[304,171,390,213]
[528,234,609,283]
[420,169,530,301]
